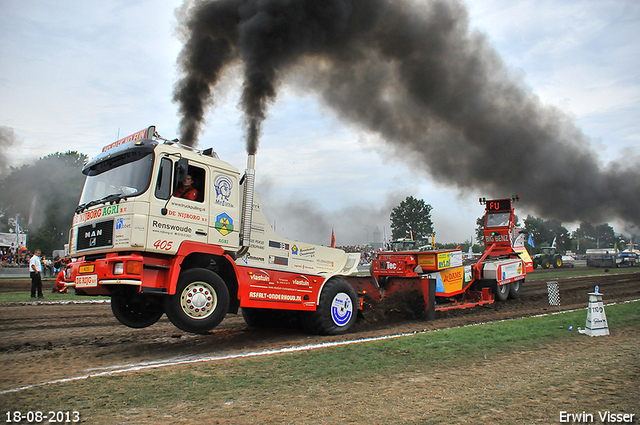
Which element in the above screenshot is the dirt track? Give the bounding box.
[1,269,639,393]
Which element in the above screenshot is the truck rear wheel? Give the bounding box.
[304,277,357,335]
[494,283,510,301]
[111,293,163,328]
[164,268,230,334]
[508,280,523,299]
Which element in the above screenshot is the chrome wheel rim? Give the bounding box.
[180,281,218,319]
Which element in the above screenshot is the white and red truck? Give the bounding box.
[62,126,360,334]
[60,126,531,335]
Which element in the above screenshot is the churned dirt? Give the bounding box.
[0,269,639,423]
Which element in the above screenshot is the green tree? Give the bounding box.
[475,215,485,245]
[0,151,87,256]
[572,222,620,253]
[390,196,433,240]
[523,215,570,254]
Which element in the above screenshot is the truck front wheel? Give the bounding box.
[304,277,358,335]
[164,268,230,334]
[111,293,163,328]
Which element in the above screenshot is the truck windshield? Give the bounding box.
[486,212,510,227]
[78,154,154,206]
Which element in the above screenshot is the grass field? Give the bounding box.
[0,291,108,303]
[1,301,638,423]
[526,265,639,280]
[0,278,106,303]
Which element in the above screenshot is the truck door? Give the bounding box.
[148,157,209,254]
[208,169,240,250]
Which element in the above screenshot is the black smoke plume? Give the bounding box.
[173,0,640,227]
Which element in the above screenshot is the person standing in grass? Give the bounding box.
[29,249,43,299]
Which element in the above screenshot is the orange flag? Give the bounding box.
[330,228,336,248]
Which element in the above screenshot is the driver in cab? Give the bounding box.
[174,174,199,201]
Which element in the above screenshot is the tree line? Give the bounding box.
[0,152,87,257]
[390,196,632,254]
[509,217,624,255]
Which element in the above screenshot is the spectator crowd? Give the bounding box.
[0,243,30,268]
[1,245,69,277]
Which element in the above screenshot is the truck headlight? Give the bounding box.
[114,262,124,275]
[114,261,142,275]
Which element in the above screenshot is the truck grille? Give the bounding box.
[77,220,114,251]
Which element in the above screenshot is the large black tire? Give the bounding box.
[552,256,563,268]
[164,268,230,334]
[494,282,510,301]
[304,277,358,335]
[111,293,164,329]
[541,257,551,269]
[508,280,523,299]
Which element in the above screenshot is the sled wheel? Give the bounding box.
[164,268,229,334]
[508,280,523,299]
[304,277,357,335]
[494,282,510,301]
[111,293,163,329]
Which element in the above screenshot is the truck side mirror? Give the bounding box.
[161,157,189,216]
[155,157,173,201]
[176,158,188,184]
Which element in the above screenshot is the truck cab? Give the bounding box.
[63,126,360,334]
[480,196,533,273]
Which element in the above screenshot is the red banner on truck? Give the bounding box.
[102,126,156,152]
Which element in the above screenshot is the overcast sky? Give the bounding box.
[1,0,638,246]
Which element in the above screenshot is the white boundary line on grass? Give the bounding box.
[2,298,638,395]
[2,299,109,306]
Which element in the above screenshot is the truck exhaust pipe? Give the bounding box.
[237,154,256,257]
